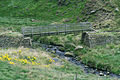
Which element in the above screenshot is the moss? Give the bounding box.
[0,31,23,37]
[88,32,114,37]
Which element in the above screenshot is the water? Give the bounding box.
[41,44,120,78]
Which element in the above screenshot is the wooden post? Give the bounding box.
[39,27,41,36]
[22,27,25,37]
[57,25,59,35]
[59,73,62,80]
[73,24,75,35]
[31,27,33,40]
[74,73,77,80]
[65,24,67,35]
[48,25,49,36]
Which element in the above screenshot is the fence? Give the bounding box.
[22,22,93,36]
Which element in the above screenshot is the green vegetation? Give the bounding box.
[81,44,120,74]
[0,47,117,80]
[0,0,87,22]
[0,0,120,79]
[0,61,28,80]
[35,33,120,75]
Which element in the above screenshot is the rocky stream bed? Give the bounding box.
[39,43,120,78]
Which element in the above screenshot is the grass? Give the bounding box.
[81,44,120,74]
[0,0,120,79]
[34,32,120,75]
[0,47,118,80]
[0,0,87,22]
[0,61,28,80]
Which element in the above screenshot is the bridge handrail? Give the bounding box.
[22,22,93,36]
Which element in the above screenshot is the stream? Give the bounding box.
[37,43,120,78]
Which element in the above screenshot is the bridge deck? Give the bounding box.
[22,22,93,36]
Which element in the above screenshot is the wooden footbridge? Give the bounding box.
[22,22,93,37]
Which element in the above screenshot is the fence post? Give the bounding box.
[74,73,77,80]
[22,27,25,37]
[31,27,33,40]
[65,24,67,35]
[73,23,75,35]
[90,22,92,30]
[39,27,41,36]
[48,25,49,36]
[59,73,62,80]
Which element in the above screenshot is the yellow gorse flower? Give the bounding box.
[7,58,12,61]
[9,61,15,64]
[43,64,50,68]
[28,56,31,59]
[49,58,55,62]
[0,57,3,61]
[61,65,64,68]
[18,50,22,53]
[13,51,17,54]
[33,56,36,60]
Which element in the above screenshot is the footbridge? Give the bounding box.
[22,22,93,37]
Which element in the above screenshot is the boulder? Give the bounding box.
[58,46,65,51]
[75,46,83,50]
[115,7,119,12]
[99,71,104,76]
[64,52,74,57]
[51,50,56,54]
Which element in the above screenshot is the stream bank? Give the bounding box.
[33,42,120,78]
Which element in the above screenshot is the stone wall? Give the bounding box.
[81,32,114,48]
[0,31,32,48]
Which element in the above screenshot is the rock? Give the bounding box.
[31,19,35,22]
[106,72,110,75]
[63,19,71,22]
[91,10,96,14]
[99,71,104,76]
[51,50,56,54]
[13,6,18,8]
[115,7,119,12]
[75,46,83,50]
[85,65,88,68]
[58,47,65,51]
[104,75,107,77]
[64,52,74,57]
[47,49,52,52]
[48,45,53,48]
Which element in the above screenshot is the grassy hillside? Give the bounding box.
[0,0,120,79]
[0,0,87,22]
[0,47,117,80]
[0,0,120,31]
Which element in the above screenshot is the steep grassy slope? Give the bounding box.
[0,0,120,79]
[0,47,117,80]
[0,0,87,22]
[0,61,28,80]
[0,0,120,32]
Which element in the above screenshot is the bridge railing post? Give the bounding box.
[65,24,67,35]
[31,27,33,39]
[48,25,49,36]
[90,22,92,30]
[39,26,41,36]
[22,27,25,37]
[22,22,93,37]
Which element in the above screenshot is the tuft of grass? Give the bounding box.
[81,43,120,74]
[0,61,29,80]
[0,47,117,80]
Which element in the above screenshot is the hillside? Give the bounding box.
[0,0,120,31]
[0,0,120,80]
